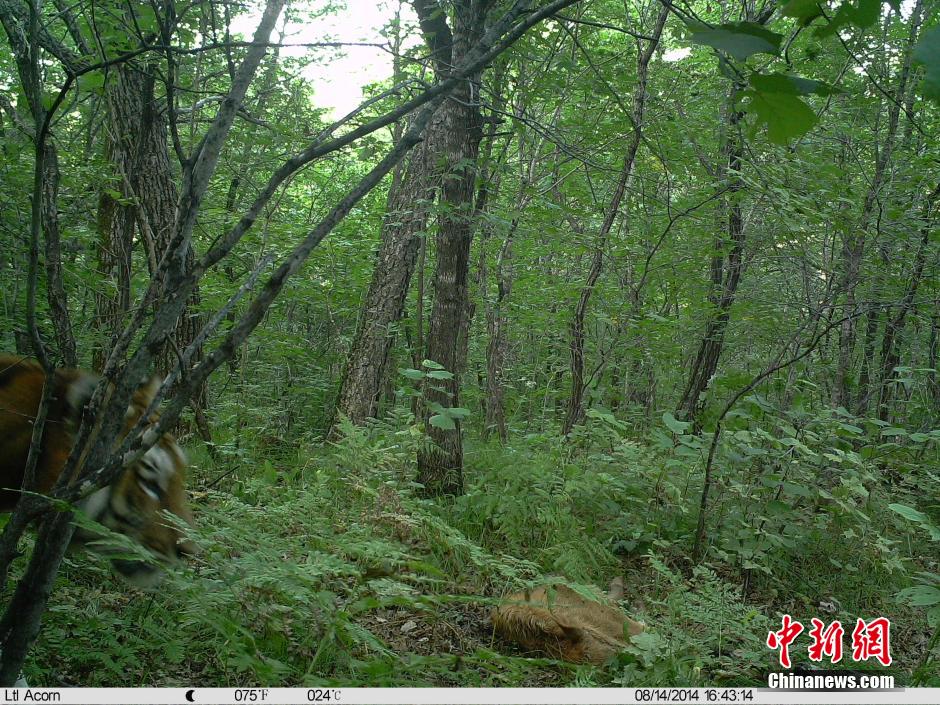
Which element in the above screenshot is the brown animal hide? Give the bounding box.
[491,581,644,664]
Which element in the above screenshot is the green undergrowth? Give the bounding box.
[17,408,939,686]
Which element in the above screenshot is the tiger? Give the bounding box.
[0,355,195,588]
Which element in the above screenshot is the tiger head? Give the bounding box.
[72,376,197,589]
[0,356,195,589]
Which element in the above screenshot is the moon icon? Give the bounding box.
[185,689,196,702]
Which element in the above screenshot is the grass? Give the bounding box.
[14,410,939,687]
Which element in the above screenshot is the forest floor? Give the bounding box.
[13,415,939,687]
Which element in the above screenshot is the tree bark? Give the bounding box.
[92,66,138,369]
[0,513,74,686]
[484,220,516,442]
[40,142,76,366]
[855,251,886,416]
[415,0,487,496]
[93,56,209,423]
[333,114,439,427]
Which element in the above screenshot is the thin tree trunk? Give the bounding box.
[562,6,667,435]
[675,94,745,426]
[876,182,940,420]
[626,301,657,416]
[224,176,242,375]
[0,512,74,686]
[675,4,782,426]
[40,142,76,366]
[928,301,940,411]
[135,62,209,429]
[484,221,516,442]
[855,261,885,416]
[833,0,922,408]
[455,55,510,382]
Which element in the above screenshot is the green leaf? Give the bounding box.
[781,482,813,497]
[913,27,940,105]
[880,427,908,437]
[816,0,881,37]
[428,414,456,431]
[787,76,845,96]
[399,368,425,380]
[749,72,840,96]
[740,89,818,144]
[849,0,880,27]
[687,21,784,60]
[781,0,824,26]
[135,5,159,33]
[888,503,929,524]
[766,500,791,515]
[421,359,444,370]
[78,72,105,92]
[427,404,469,423]
[662,411,690,434]
[897,585,940,607]
[41,91,60,111]
[426,369,454,380]
[260,460,278,486]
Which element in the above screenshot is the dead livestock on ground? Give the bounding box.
[491,580,645,664]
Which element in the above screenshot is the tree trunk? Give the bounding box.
[415,0,486,496]
[333,116,438,427]
[92,66,138,369]
[675,95,745,426]
[928,301,940,412]
[484,222,516,442]
[40,142,76,366]
[134,63,209,424]
[855,261,884,416]
[562,6,667,435]
[833,0,922,408]
[875,182,939,420]
[627,337,657,417]
[417,89,481,494]
[94,59,209,424]
[0,512,74,686]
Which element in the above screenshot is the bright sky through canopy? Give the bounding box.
[232,0,415,117]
